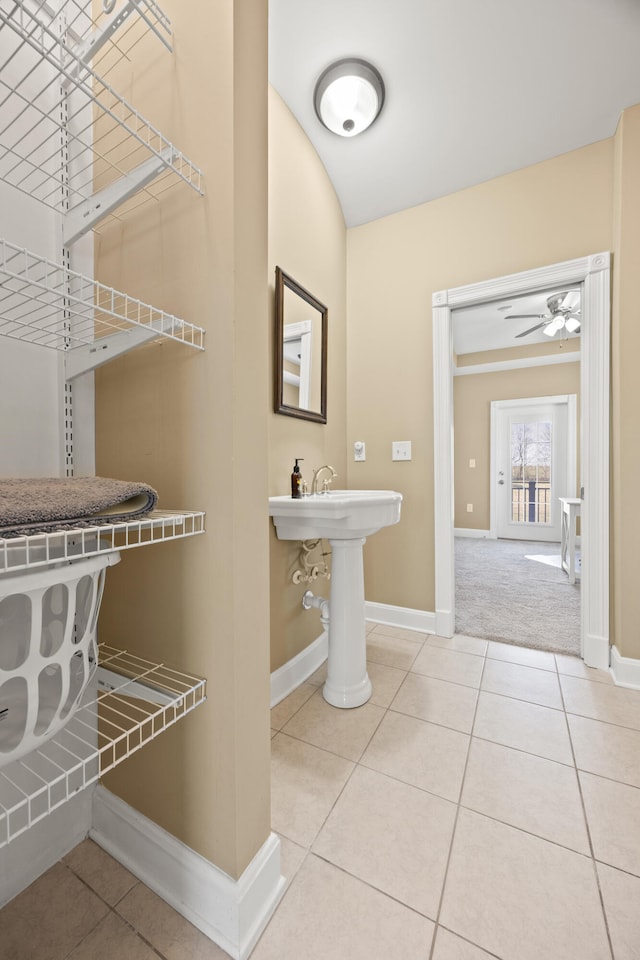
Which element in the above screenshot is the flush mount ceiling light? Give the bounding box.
[314,58,385,137]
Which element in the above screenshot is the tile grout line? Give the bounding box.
[265,638,430,949]
[56,862,117,959]
[109,908,170,960]
[273,635,431,907]
[293,638,419,860]
[270,634,637,959]
[59,864,169,960]
[556,659,617,960]
[425,644,489,960]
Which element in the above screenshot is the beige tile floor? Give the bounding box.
[3,625,640,959]
[261,625,640,960]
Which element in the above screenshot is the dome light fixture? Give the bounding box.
[314,58,385,137]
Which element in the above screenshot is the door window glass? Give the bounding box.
[510,420,552,524]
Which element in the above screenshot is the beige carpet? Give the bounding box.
[455,536,580,656]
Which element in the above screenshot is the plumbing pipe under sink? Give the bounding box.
[302,589,329,622]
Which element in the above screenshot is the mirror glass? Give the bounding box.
[274,266,327,423]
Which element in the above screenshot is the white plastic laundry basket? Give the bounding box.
[0,551,120,767]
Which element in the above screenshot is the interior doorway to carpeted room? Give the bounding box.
[454,536,580,656]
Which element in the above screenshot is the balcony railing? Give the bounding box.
[511,481,550,524]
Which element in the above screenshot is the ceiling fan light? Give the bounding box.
[314,59,385,137]
[565,315,581,333]
[543,317,565,337]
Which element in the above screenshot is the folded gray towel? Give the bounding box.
[0,477,158,536]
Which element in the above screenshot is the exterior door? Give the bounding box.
[493,397,575,542]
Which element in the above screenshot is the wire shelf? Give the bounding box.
[0,0,203,236]
[64,0,172,62]
[13,0,172,59]
[0,510,206,574]
[0,643,206,847]
[0,237,205,356]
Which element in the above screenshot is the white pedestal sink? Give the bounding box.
[269,490,402,708]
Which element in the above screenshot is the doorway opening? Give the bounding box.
[432,253,610,668]
[454,393,581,654]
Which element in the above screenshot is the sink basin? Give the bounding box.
[268,489,402,541]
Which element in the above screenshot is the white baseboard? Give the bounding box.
[454,528,495,539]
[365,601,435,635]
[610,645,640,690]
[270,630,328,707]
[91,787,285,960]
[0,786,93,907]
[270,603,436,706]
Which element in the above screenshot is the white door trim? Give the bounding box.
[489,394,577,541]
[433,252,610,668]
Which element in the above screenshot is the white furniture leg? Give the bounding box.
[560,497,581,584]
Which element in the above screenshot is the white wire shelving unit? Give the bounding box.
[0,643,206,847]
[0,237,205,377]
[0,0,209,847]
[0,0,203,242]
[0,509,205,574]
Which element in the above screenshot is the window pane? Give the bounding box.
[510,419,553,525]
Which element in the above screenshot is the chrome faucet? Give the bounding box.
[312,464,337,495]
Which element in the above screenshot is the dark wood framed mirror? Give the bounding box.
[274,266,327,423]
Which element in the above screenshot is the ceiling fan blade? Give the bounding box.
[562,291,581,312]
[505,313,546,320]
[515,321,549,338]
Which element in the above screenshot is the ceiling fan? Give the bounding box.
[506,291,581,339]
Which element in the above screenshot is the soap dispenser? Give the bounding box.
[291,459,304,498]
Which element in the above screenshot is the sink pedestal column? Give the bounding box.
[323,537,372,709]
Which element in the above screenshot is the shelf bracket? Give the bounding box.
[66,0,172,77]
[63,146,176,246]
[64,315,183,379]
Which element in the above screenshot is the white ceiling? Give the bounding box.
[269,0,640,229]
[452,288,581,355]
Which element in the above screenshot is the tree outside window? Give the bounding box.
[510,420,551,522]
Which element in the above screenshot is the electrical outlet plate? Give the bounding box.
[354,441,366,461]
[392,441,412,461]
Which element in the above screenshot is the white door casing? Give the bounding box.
[492,395,576,542]
[433,253,610,668]
[282,319,312,410]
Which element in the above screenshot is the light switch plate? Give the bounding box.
[392,441,412,461]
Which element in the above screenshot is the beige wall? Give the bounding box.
[268,88,347,671]
[454,362,580,530]
[612,104,640,660]
[347,139,613,614]
[94,0,270,880]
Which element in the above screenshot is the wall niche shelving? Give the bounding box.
[0,0,207,845]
